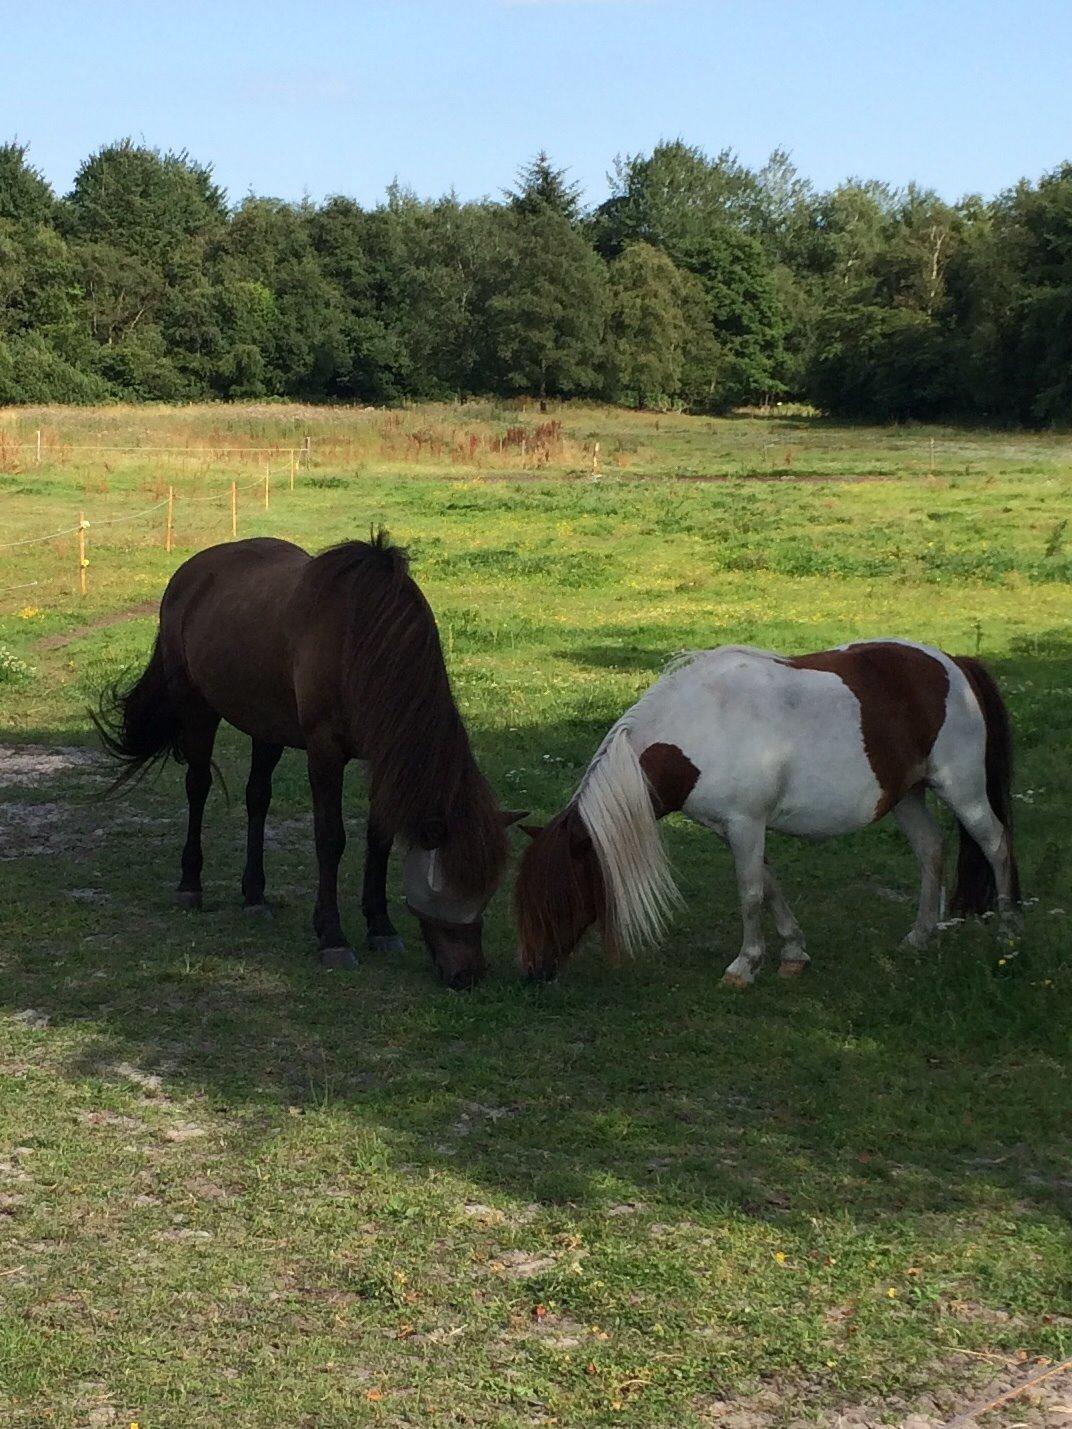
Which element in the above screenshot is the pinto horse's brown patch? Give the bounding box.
[787,643,950,819]
[640,742,700,816]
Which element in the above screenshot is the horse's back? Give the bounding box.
[160,538,312,746]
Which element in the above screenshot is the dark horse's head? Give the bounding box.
[513,805,608,982]
[403,809,528,990]
[309,534,530,989]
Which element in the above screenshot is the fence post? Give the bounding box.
[78,513,88,597]
[929,437,935,476]
[593,441,600,475]
[231,481,237,539]
[165,485,174,553]
[264,461,270,511]
[35,430,42,466]
[290,449,296,491]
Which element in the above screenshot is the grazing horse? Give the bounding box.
[515,640,1020,985]
[96,533,524,988]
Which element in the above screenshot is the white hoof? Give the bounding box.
[902,927,933,949]
[721,956,756,988]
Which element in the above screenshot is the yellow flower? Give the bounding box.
[774,1251,787,1264]
[887,1287,898,1298]
[17,606,39,619]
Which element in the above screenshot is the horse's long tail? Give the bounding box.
[91,631,185,794]
[576,724,681,955]
[950,655,1021,914]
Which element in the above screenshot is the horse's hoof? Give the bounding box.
[367,932,404,954]
[243,901,273,918]
[721,971,752,990]
[779,959,809,979]
[175,890,202,911]
[319,945,359,971]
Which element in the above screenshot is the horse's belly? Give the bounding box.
[190,656,305,747]
[768,753,881,837]
[661,663,884,838]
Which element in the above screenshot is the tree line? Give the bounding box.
[2,139,1070,422]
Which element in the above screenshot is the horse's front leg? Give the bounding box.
[362,819,404,953]
[764,857,809,977]
[722,819,768,988]
[307,739,358,970]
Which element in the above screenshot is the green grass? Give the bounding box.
[0,404,1070,1426]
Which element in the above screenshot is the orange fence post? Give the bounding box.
[231,481,237,538]
[165,485,174,553]
[290,449,296,491]
[264,461,270,511]
[78,512,88,597]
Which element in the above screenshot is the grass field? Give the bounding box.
[1,403,1070,1427]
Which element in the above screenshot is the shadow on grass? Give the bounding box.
[1,637,1070,1234]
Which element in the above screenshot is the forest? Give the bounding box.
[1,137,1071,423]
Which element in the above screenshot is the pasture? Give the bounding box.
[1,403,1070,1427]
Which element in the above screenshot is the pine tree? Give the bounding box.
[507,152,583,224]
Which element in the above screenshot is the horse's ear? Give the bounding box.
[519,824,544,841]
[415,817,448,850]
[501,809,530,827]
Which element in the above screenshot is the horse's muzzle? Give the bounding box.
[413,911,487,990]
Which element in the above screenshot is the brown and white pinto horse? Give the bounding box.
[516,641,1020,985]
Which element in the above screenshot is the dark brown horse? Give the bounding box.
[96,533,523,987]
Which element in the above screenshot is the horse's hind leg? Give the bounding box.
[933,772,1015,921]
[307,738,358,970]
[177,705,220,910]
[722,819,768,988]
[893,785,945,948]
[242,740,284,912]
[763,858,809,977]
[362,820,404,953]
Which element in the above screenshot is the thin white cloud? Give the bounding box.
[239,70,360,105]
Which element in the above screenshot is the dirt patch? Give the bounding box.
[36,601,157,650]
[0,793,169,859]
[488,1249,557,1280]
[691,1360,1072,1427]
[0,745,101,787]
[0,800,79,858]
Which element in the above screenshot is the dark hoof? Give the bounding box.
[445,972,480,992]
[319,945,359,971]
[243,901,273,918]
[175,890,203,911]
[367,932,404,954]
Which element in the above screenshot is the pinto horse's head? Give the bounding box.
[514,806,608,981]
[403,809,528,990]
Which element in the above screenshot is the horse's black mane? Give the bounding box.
[304,531,507,898]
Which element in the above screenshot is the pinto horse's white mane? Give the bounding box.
[576,719,682,956]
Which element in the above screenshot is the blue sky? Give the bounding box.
[5,0,1072,209]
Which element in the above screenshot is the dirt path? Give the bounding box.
[36,600,157,651]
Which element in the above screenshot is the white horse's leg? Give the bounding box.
[722,819,768,988]
[763,858,809,976]
[932,773,1015,919]
[892,786,945,948]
